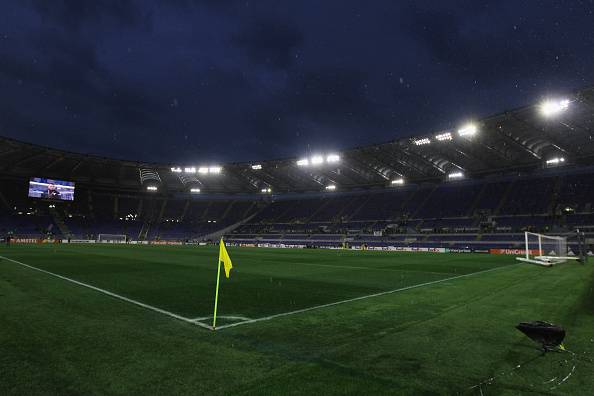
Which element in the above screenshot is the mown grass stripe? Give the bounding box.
[215,264,519,330]
[0,255,213,330]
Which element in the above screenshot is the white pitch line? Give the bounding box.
[1,254,519,333]
[214,264,519,330]
[0,255,213,331]
[190,315,252,322]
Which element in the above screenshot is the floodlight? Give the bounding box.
[261,187,272,193]
[198,167,209,174]
[171,167,182,173]
[540,98,569,117]
[311,155,324,165]
[448,171,464,179]
[209,166,222,174]
[391,178,404,185]
[190,188,201,193]
[297,158,309,166]
[546,157,565,165]
[435,132,452,141]
[251,164,262,170]
[458,123,477,137]
[184,167,196,174]
[146,186,158,191]
[326,154,340,163]
[325,184,336,191]
[414,138,431,145]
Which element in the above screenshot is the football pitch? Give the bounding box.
[1,244,593,394]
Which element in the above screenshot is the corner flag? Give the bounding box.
[212,238,233,329]
[219,238,233,278]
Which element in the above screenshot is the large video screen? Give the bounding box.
[28,177,75,201]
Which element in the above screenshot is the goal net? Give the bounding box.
[97,234,127,244]
[516,232,577,266]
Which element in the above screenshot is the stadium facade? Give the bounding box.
[1,86,594,253]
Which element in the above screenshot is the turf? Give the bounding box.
[0,244,593,395]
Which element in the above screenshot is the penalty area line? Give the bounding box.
[215,264,520,331]
[0,255,213,331]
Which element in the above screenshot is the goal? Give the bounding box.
[97,234,127,244]
[516,232,578,266]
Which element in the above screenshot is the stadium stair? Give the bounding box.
[157,200,167,223]
[48,206,71,238]
[466,182,488,217]
[411,185,438,218]
[205,202,216,222]
[348,195,372,221]
[415,218,424,231]
[242,201,263,219]
[548,176,563,214]
[306,199,332,223]
[207,211,261,242]
[138,221,150,241]
[334,196,359,221]
[136,199,144,220]
[274,203,294,222]
[88,191,96,220]
[221,201,235,220]
[180,199,190,221]
[400,189,418,214]
[0,189,11,210]
[113,196,119,220]
[494,180,515,215]
[138,199,167,240]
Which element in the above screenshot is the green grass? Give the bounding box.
[1,244,593,395]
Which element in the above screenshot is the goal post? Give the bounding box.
[516,232,579,266]
[97,234,127,244]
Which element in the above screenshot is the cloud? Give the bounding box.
[0,0,593,164]
[232,19,303,69]
[29,0,147,31]
[397,3,577,86]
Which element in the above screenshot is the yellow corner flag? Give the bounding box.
[212,238,233,329]
[219,238,233,278]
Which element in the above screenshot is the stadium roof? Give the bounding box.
[2,85,594,195]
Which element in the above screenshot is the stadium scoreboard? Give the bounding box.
[28,177,75,201]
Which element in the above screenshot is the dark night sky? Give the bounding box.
[1,1,593,164]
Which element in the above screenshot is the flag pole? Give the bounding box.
[212,259,222,330]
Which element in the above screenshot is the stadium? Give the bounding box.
[2,89,594,254]
[3,2,594,395]
[2,87,594,394]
